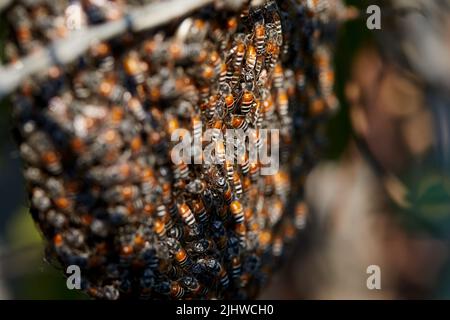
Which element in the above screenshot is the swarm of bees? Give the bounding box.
[3,0,338,299]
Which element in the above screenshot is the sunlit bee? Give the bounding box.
[42,150,62,175]
[231,115,249,132]
[245,44,257,72]
[53,233,64,248]
[272,12,283,46]
[239,273,250,288]
[269,199,283,226]
[230,200,244,224]
[277,89,289,118]
[54,196,72,212]
[175,162,189,180]
[20,143,40,166]
[262,95,275,120]
[219,265,230,288]
[239,153,249,175]
[192,199,207,224]
[274,172,289,198]
[240,91,254,115]
[122,185,140,202]
[127,97,146,122]
[216,141,226,164]
[250,129,262,151]
[154,219,166,238]
[211,120,223,141]
[32,188,51,212]
[248,100,262,128]
[169,265,183,279]
[224,93,235,113]
[235,223,246,248]
[123,52,145,84]
[242,177,252,196]
[223,182,233,205]
[254,23,265,55]
[295,201,308,230]
[219,62,228,86]
[170,282,185,299]
[272,235,283,257]
[98,77,123,102]
[258,230,272,250]
[167,224,184,241]
[273,64,284,89]
[24,167,44,185]
[233,171,243,197]
[231,256,242,280]
[162,183,173,205]
[310,97,326,116]
[206,94,218,119]
[175,247,191,269]
[320,68,335,96]
[244,208,257,231]
[265,38,279,70]
[224,161,234,184]
[234,41,246,70]
[156,204,169,219]
[296,70,306,90]
[307,0,328,13]
[209,51,222,75]
[254,55,264,77]
[167,116,180,136]
[140,168,156,195]
[231,70,241,88]
[249,163,259,182]
[91,42,114,71]
[178,203,196,228]
[200,64,215,82]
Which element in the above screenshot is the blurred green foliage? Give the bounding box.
[326,0,373,159]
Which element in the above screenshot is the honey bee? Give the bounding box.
[178,203,197,228]
[240,90,255,115]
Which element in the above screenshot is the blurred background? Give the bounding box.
[2,0,450,299]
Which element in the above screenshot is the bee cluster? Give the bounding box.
[3,0,337,299]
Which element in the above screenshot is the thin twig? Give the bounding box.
[0,0,216,99]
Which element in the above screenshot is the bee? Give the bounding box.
[178,203,197,228]
[41,150,62,175]
[254,23,266,55]
[230,200,244,224]
[123,52,146,86]
[127,97,147,123]
[233,172,243,197]
[230,115,249,132]
[249,163,260,182]
[295,201,308,230]
[233,40,246,70]
[277,89,289,119]
[240,90,254,115]
[245,44,257,73]
[170,281,185,299]
[235,223,247,248]
[192,199,207,224]
[174,246,192,270]
[223,181,234,205]
[239,153,250,175]
[218,264,230,288]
